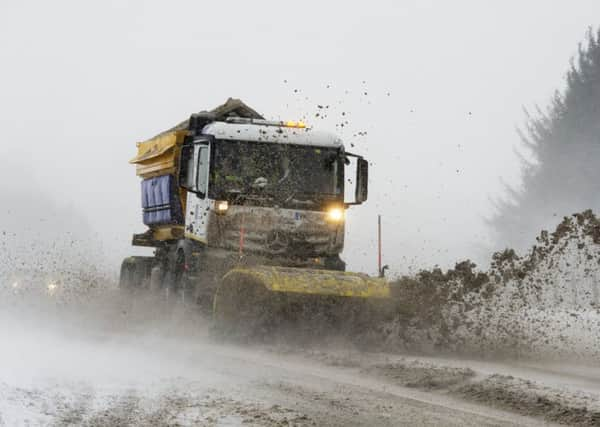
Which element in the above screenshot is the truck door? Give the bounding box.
[179,138,211,244]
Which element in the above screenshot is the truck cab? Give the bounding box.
[177,118,368,264]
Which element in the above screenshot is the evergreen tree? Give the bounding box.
[492,28,600,250]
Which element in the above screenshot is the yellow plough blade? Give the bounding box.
[212,265,390,339]
[220,265,390,298]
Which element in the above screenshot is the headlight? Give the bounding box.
[216,200,229,214]
[47,282,58,294]
[326,207,344,222]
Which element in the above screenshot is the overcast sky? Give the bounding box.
[2,1,600,276]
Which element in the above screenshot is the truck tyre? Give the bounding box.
[119,258,136,291]
[324,255,346,271]
[149,265,164,292]
[119,257,153,291]
[164,249,187,291]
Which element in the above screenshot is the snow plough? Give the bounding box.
[120,99,389,335]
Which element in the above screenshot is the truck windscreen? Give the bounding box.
[210,140,343,207]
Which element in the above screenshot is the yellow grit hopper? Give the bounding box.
[129,130,188,178]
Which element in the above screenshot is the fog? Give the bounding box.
[2,1,600,275]
[0,292,262,425]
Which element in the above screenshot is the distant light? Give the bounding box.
[216,200,229,214]
[47,282,58,294]
[11,282,19,289]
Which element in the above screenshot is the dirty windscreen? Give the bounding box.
[210,140,343,205]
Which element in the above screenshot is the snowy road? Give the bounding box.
[0,292,597,426]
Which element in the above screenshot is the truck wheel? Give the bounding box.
[119,258,136,291]
[149,265,164,292]
[119,257,153,292]
[165,249,187,291]
[324,255,346,271]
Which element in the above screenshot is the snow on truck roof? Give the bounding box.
[202,121,343,149]
[149,98,343,149]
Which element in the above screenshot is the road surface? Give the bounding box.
[0,290,597,426]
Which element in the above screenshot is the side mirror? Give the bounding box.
[355,158,368,204]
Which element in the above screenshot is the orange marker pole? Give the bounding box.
[378,214,382,276]
[239,213,245,258]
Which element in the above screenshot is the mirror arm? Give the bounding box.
[344,151,362,159]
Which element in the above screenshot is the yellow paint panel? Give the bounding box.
[130,130,187,178]
[222,266,390,298]
[153,226,184,241]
